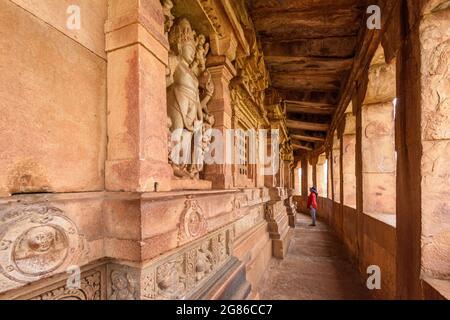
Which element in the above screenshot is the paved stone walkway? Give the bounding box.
[259,214,371,300]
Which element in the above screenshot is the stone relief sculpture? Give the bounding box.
[109,270,136,300]
[29,271,102,300]
[156,258,186,299]
[178,200,208,244]
[167,18,215,179]
[196,241,213,281]
[0,205,88,285]
[161,0,174,36]
[139,227,233,300]
[14,225,68,276]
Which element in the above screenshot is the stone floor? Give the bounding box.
[258,214,372,300]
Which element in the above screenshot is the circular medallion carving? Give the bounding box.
[13,225,69,276]
[178,200,207,242]
[0,206,84,283]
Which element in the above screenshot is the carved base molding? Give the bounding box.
[285,196,298,228]
[107,224,238,300]
[0,188,270,299]
[189,257,251,300]
[0,224,249,300]
[0,262,107,300]
[265,188,294,259]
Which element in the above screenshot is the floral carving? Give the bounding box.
[29,271,102,300]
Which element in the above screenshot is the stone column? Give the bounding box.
[342,110,357,208]
[293,162,300,195]
[105,0,172,192]
[264,126,279,188]
[396,1,450,299]
[361,49,396,216]
[327,151,333,199]
[283,160,291,189]
[307,161,313,191]
[203,56,236,189]
[332,133,341,203]
[316,154,327,197]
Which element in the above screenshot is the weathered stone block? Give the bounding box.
[0,0,106,195]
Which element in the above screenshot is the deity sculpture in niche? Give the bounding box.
[109,270,136,300]
[167,18,215,179]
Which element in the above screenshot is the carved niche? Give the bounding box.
[109,270,137,300]
[166,18,216,180]
[0,205,88,285]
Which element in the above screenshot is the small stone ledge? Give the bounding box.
[363,212,396,229]
[422,277,450,300]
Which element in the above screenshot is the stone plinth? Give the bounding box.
[0,188,271,300]
[284,188,298,227]
[170,179,212,191]
[265,188,293,259]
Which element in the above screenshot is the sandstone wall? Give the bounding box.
[0,0,287,299]
[0,0,107,195]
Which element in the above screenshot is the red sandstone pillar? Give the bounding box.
[342,110,357,208]
[105,0,172,192]
[203,56,236,189]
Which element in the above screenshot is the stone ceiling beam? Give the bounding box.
[286,120,330,132]
[249,0,361,13]
[292,143,313,151]
[271,73,342,91]
[286,101,336,115]
[263,39,357,59]
[276,89,339,105]
[251,10,362,40]
[291,134,326,143]
[265,57,354,75]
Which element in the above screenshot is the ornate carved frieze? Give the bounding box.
[0,205,88,289]
[143,226,234,300]
[104,225,235,300]
[29,270,102,300]
[198,0,225,37]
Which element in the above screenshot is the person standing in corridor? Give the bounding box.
[307,186,318,226]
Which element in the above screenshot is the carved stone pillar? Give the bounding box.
[203,56,236,189]
[105,0,172,192]
[266,188,294,259]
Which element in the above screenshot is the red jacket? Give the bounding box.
[307,192,318,210]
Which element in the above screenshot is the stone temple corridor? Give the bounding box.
[0,0,449,301]
[259,214,370,300]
